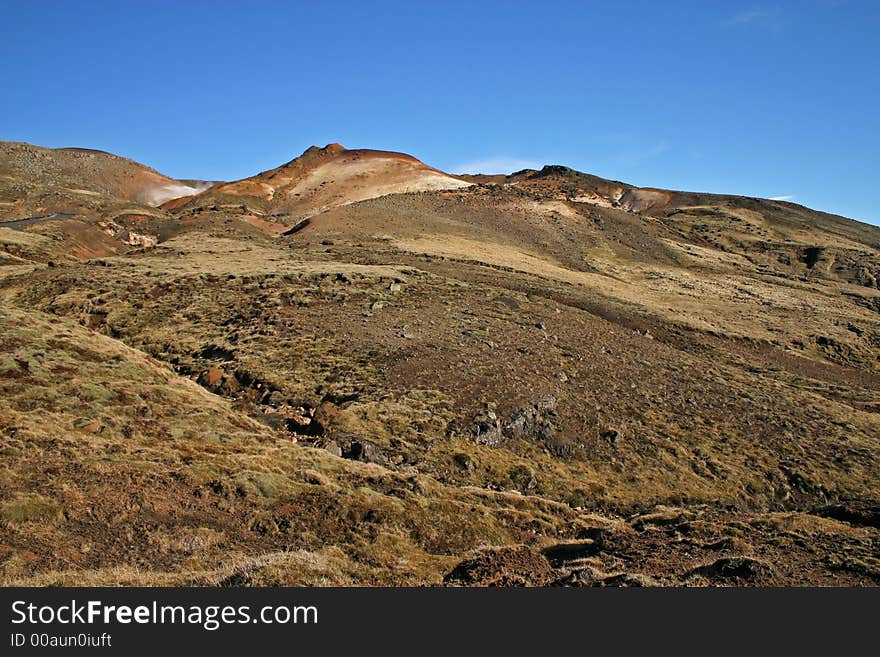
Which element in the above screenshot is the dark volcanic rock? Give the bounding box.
[336,434,386,465]
[311,401,340,436]
[505,397,557,442]
[469,404,503,446]
[314,438,342,458]
[604,429,621,445]
[503,397,575,457]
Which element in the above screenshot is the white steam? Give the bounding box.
[141,181,215,206]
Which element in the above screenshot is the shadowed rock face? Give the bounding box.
[1,140,879,586]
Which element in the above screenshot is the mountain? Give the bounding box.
[1,140,878,587]
[165,143,471,222]
[0,142,217,261]
[0,141,210,217]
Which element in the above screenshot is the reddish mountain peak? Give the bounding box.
[300,143,346,158]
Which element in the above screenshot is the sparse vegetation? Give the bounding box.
[1,141,878,586]
[1,493,63,525]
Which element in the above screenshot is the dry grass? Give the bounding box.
[1,168,879,585]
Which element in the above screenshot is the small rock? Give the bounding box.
[536,323,546,330]
[495,295,520,310]
[505,397,557,443]
[604,429,621,445]
[311,401,339,435]
[338,435,386,464]
[469,405,503,446]
[389,283,402,293]
[260,412,286,430]
[314,438,342,458]
[199,366,225,388]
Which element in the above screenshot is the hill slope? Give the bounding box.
[1,141,878,586]
[0,142,208,218]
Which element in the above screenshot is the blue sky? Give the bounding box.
[2,1,878,224]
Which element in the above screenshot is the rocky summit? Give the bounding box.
[1,141,878,586]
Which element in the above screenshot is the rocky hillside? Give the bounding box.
[1,141,878,586]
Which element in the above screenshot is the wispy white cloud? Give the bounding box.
[644,140,670,158]
[451,157,543,175]
[614,139,670,167]
[769,194,795,201]
[724,6,781,27]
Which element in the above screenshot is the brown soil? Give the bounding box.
[0,141,878,586]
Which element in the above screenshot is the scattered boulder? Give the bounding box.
[504,397,574,457]
[336,435,386,465]
[199,366,225,388]
[505,397,557,442]
[495,295,520,310]
[314,438,342,458]
[604,429,621,445]
[469,404,503,446]
[311,401,339,435]
[283,407,314,434]
[556,567,660,587]
[259,412,286,430]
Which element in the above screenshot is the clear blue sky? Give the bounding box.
[2,1,878,224]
